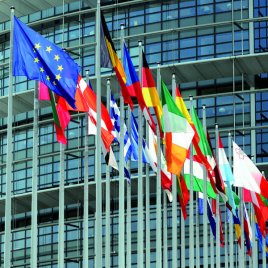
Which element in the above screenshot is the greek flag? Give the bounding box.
[110,93,132,162]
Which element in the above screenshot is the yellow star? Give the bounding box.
[40,67,44,73]
[57,65,63,72]
[53,81,57,85]
[34,57,39,63]
[54,55,60,61]
[35,43,41,50]
[46,46,52,53]
[46,75,50,81]
[56,74,61,81]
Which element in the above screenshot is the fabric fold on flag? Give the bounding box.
[110,93,132,162]
[218,135,236,213]
[161,80,194,175]
[233,141,268,198]
[141,51,163,135]
[123,43,156,134]
[13,16,80,109]
[100,12,133,109]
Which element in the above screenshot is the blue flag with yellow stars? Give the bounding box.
[12,16,80,109]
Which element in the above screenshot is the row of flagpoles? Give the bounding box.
[4,2,268,267]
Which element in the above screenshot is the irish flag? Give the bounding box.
[161,80,194,175]
[233,141,268,198]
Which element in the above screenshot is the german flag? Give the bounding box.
[100,12,133,109]
[141,51,163,134]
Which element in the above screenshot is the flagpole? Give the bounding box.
[202,105,208,268]
[250,158,257,268]
[126,105,132,268]
[228,132,234,268]
[4,6,14,268]
[58,145,65,268]
[239,191,245,268]
[31,81,39,268]
[181,208,186,268]
[118,22,126,268]
[171,73,178,268]
[215,124,221,268]
[95,1,103,267]
[189,95,195,268]
[156,63,162,267]
[105,78,111,268]
[83,70,90,268]
[139,41,150,268]
[137,41,144,268]
[210,221,215,267]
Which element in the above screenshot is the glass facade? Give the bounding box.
[0,0,267,267]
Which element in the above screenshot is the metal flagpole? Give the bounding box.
[224,208,228,268]
[83,70,90,268]
[239,192,245,268]
[58,145,65,268]
[126,106,132,268]
[202,105,208,268]
[215,124,221,268]
[118,23,125,268]
[4,6,14,268]
[95,1,103,267]
[250,158,257,268]
[171,73,178,268]
[138,41,146,267]
[156,63,162,267]
[189,95,195,268]
[137,41,144,268]
[31,81,39,268]
[228,132,234,268]
[105,78,111,268]
[210,223,215,267]
[261,171,266,268]
[141,49,151,268]
[181,209,185,268]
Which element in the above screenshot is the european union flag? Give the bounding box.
[13,16,80,109]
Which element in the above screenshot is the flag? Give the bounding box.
[191,108,217,192]
[218,135,236,213]
[38,82,50,100]
[177,175,190,219]
[198,192,204,215]
[123,43,156,134]
[175,87,211,172]
[206,132,228,205]
[147,124,173,201]
[141,51,163,134]
[243,189,268,236]
[255,218,268,256]
[130,113,149,163]
[183,154,240,205]
[13,16,79,109]
[243,203,252,256]
[48,90,70,144]
[161,80,194,175]
[100,12,133,109]
[233,141,268,198]
[232,209,242,246]
[207,199,216,239]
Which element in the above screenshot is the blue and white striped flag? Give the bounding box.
[130,113,149,164]
[110,93,132,163]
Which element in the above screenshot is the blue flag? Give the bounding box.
[13,16,80,109]
[130,113,149,164]
[110,93,132,162]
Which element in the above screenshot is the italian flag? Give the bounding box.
[161,80,194,175]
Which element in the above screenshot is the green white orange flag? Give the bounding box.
[175,87,211,172]
[161,80,194,175]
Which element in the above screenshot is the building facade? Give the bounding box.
[0,0,267,267]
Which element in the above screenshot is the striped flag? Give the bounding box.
[161,80,194,175]
[110,93,132,162]
[123,43,156,134]
[100,12,133,109]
